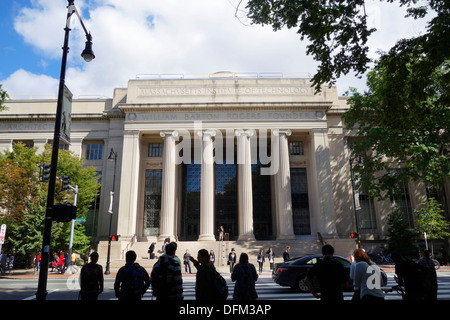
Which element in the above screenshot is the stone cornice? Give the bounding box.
[118,101,333,113]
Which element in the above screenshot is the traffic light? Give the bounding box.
[110,235,120,241]
[61,175,70,190]
[350,232,359,239]
[51,204,77,222]
[42,164,51,182]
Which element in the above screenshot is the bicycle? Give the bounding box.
[383,285,405,300]
[431,254,440,270]
[380,253,394,264]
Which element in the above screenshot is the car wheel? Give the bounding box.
[296,277,309,293]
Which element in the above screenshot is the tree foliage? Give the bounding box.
[0,84,8,111]
[415,198,450,242]
[343,53,449,199]
[0,142,100,264]
[386,207,418,258]
[245,0,449,94]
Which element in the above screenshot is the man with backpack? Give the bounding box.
[150,242,183,300]
[391,252,430,300]
[79,252,104,300]
[190,249,228,300]
[114,250,150,300]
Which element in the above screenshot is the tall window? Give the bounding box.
[358,187,378,233]
[289,141,303,155]
[291,168,310,235]
[143,169,162,236]
[391,179,413,227]
[148,143,162,157]
[86,143,103,160]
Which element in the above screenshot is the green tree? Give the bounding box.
[414,198,450,255]
[0,142,100,265]
[244,0,449,95]
[343,56,449,200]
[386,207,418,258]
[0,84,8,111]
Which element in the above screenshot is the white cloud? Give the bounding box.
[2,69,58,99]
[3,0,433,98]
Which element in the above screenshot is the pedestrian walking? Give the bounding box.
[58,251,65,274]
[148,242,155,259]
[151,243,183,300]
[257,249,265,273]
[218,226,224,241]
[0,250,6,275]
[183,249,192,274]
[267,248,275,270]
[231,253,258,300]
[114,250,150,300]
[304,244,348,301]
[190,249,226,300]
[350,248,384,301]
[391,252,429,300]
[418,249,438,300]
[228,248,236,273]
[209,250,216,265]
[79,252,104,300]
[283,246,290,262]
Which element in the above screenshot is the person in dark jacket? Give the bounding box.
[228,248,237,273]
[114,250,150,300]
[231,253,258,300]
[305,244,348,301]
[79,252,103,300]
[151,242,183,300]
[190,249,221,300]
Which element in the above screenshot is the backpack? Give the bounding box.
[213,270,228,300]
[121,264,144,296]
[80,263,100,292]
[151,260,169,298]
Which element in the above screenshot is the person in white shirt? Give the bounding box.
[350,248,385,301]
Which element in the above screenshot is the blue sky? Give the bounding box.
[0,0,431,99]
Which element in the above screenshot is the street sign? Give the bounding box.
[0,224,6,245]
[75,218,86,223]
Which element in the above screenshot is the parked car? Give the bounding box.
[272,254,354,292]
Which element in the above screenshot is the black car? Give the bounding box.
[272,254,354,292]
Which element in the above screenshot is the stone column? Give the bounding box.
[116,130,139,239]
[159,130,178,241]
[236,129,256,241]
[274,129,295,240]
[310,128,337,237]
[198,129,216,241]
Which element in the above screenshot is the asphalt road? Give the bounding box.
[2,268,450,301]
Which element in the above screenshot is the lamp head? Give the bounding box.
[108,148,116,161]
[81,34,95,62]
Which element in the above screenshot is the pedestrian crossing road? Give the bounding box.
[134,271,450,301]
[2,271,450,301]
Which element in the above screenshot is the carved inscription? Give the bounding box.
[137,85,314,97]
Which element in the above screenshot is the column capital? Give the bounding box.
[235,129,255,137]
[273,129,292,137]
[160,130,179,139]
[197,129,216,141]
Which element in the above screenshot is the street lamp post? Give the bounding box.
[35,0,94,300]
[104,148,118,275]
[349,155,363,248]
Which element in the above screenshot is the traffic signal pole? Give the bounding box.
[65,185,78,274]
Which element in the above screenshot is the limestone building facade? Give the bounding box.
[1,73,448,257]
